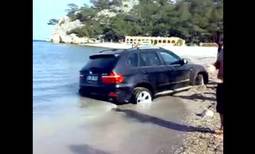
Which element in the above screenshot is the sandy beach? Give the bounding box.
[82,42,218,58]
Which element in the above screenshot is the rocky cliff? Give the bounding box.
[50,0,139,44]
[50,16,92,44]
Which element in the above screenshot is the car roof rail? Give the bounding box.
[136,44,161,50]
[99,48,119,53]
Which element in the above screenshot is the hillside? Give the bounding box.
[49,0,223,45]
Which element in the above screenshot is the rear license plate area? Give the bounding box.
[86,75,98,82]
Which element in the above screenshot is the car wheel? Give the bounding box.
[195,74,204,85]
[133,87,152,104]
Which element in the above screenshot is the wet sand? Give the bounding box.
[33,96,192,154]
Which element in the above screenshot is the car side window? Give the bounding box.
[140,51,161,66]
[159,51,180,65]
[127,52,138,67]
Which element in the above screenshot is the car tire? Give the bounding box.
[133,87,152,104]
[195,74,205,85]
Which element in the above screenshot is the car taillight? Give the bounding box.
[101,71,124,84]
[108,92,117,97]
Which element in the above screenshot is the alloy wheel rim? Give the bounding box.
[137,91,152,104]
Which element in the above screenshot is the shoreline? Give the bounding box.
[173,84,223,154]
[172,59,223,153]
[74,42,218,58]
[40,41,218,58]
[81,42,133,49]
[40,41,218,65]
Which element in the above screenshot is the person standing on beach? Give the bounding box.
[214,42,223,134]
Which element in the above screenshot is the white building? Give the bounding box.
[124,36,186,46]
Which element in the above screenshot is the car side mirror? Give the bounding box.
[180,59,188,65]
[184,59,188,64]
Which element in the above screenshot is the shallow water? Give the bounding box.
[33,41,190,154]
[33,96,189,154]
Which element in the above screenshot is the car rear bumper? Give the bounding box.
[79,83,133,103]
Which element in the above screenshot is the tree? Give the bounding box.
[90,0,111,10]
[76,4,97,22]
[66,3,79,21]
[48,19,59,25]
[66,3,79,13]
[110,0,123,7]
[173,0,223,44]
[61,0,223,44]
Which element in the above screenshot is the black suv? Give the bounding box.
[79,47,208,104]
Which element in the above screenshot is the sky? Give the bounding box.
[33,0,91,40]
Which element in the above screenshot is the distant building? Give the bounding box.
[199,42,218,47]
[124,36,185,46]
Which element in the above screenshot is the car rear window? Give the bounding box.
[86,55,118,69]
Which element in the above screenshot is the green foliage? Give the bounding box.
[61,0,223,44]
[75,4,97,22]
[110,0,123,7]
[48,19,59,25]
[68,20,103,38]
[66,3,79,21]
[90,0,110,10]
